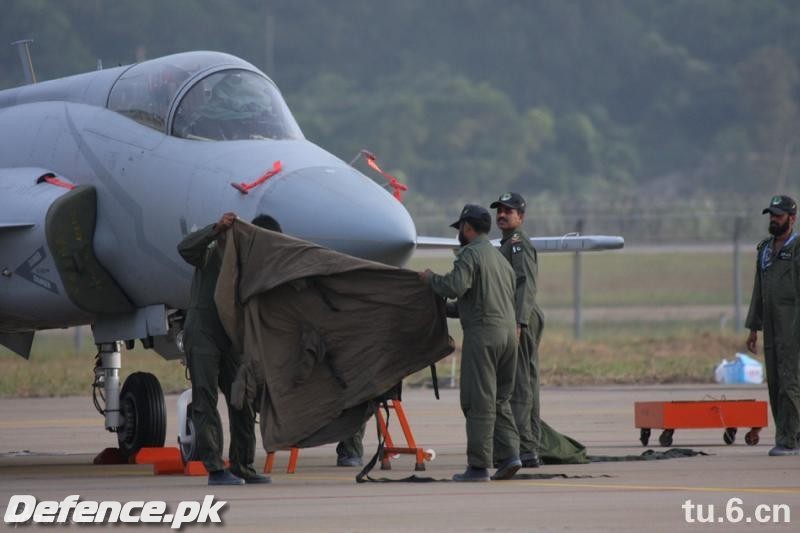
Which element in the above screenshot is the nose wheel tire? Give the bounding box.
[178,403,200,464]
[117,372,167,457]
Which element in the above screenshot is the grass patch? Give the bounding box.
[409,327,750,388]
[0,333,189,398]
[1,248,759,396]
[538,329,743,385]
[409,250,757,308]
[1,326,751,397]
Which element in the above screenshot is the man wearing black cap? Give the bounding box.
[745,195,800,456]
[419,205,521,481]
[490,192,545,468]
[177,213,273,485]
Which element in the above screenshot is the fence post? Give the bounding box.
[73,326,84,353]
[573,219,584,339]
[733,217,743,333]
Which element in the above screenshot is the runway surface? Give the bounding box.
[1,384,798,531]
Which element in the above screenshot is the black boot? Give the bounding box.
[208,469,245,486]
[520,451,541,468]
[453,466,490,482]
[491,457,522,480]
[240,473,272,484]
[336,455,363,467]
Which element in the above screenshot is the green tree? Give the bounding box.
[737,46,800,192]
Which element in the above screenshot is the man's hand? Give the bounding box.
[214,212,237,233]
[418,269,433,283]
[516,325,521,340]
[746,330,758,354]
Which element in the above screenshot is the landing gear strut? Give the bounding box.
[92,342,167,457]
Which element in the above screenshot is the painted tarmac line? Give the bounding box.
[0,467,151,477]
[0,418,97,429]
[271,476,800,496]
[513,480,800,495]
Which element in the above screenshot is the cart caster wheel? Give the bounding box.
[414,463,426,471]
[745,429,760,446]
[380,461,391,471]
[723,427,737,445]
[640,428,651,446]
[658,429,674,447]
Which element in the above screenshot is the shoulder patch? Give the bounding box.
[512,244,523,255]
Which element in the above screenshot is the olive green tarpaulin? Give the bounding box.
[215,221,454,451]
[539,420,710,464]
[539,420,590,464]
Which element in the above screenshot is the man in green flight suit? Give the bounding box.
[490,192,545,468]
[745,195,800,456]
[336,425,365,467]
[177,212,272,484]
[419,205,521,481]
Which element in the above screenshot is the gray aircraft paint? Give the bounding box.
[0,51,416,350]
[0,50,621,357]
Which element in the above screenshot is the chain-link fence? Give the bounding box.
[407,193,783,244]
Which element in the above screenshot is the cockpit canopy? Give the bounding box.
[172,70,302,141]
[107,51,303,141]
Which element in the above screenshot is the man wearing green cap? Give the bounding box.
[419,204,521,481]
[745,195,800,456]
[490,192,545,468]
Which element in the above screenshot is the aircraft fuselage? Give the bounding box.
[0,52,416,344]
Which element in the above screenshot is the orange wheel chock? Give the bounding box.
[184,461,208,476]
[134,447,184,475]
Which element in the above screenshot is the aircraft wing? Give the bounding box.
[415,236,461,248]
[417,235,624,252]
[0,222,35,231]
[523,235,624,252]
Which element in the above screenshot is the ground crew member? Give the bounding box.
[178,213,272,485]
[745,195,800,456]
[336,426,365,467]
[419,205,521,481]
[490,192,545,468]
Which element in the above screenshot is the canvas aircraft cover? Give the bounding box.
[215,221,454,450]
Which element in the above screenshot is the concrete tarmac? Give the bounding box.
[1,384,798,531]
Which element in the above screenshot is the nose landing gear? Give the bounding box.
[92,342,167,458]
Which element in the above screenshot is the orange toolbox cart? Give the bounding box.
[634,399,768,447]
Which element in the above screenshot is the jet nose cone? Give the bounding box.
[258,166,417,266]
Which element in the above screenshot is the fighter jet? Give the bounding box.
[0,47,623,457]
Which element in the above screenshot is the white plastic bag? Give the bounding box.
[714,353,764,384]
[714,359,729,383]
[735,352,764,384]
